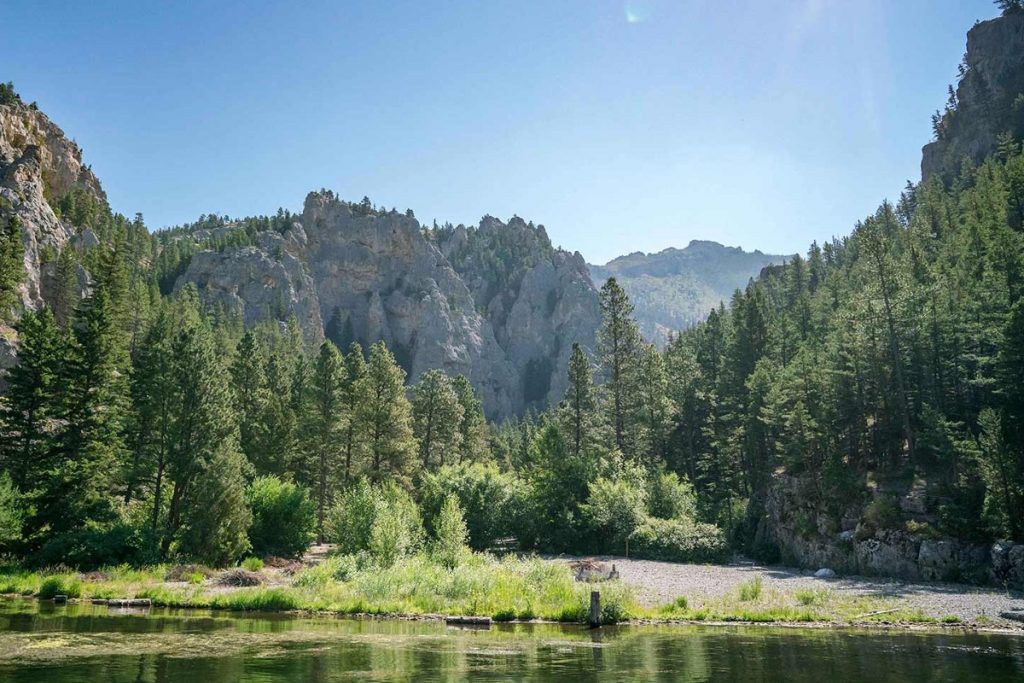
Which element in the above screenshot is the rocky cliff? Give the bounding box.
[174,196,600,419]
[921,9,1024,181]
[0,95,103,313]
[0,92,107,380]
[589,241,789,346]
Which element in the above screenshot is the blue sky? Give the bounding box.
[2,0,998,263]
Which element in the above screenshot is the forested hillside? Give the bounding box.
[589,242,789,345]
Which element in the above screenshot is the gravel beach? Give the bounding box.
[569,556,1024,629]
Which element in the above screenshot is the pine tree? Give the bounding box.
[451,375,489,462]
[338,342,369,481]
[411,369,464,470]
[558,342,598,459]
[230,331,272,472]
[355,341,416,483]
[304,340,345,542]
[597,278,643,457]
[0,213,24,317]
[159,311,247,560]
[0,309,66,501]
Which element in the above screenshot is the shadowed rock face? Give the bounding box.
[176,194,600,419]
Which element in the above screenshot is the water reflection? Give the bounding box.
[0,600,1021,682]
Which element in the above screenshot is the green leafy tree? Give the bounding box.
[230,331,273,472]
[246,475,316,558]
[431,493,469,569]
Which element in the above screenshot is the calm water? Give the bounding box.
[0,599,1022,682]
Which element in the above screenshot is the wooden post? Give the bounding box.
[589,590,601,628]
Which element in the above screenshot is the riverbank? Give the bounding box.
[584,556,1024,630]
[2,554,1023,630]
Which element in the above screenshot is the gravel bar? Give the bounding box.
[568,556,1024,629]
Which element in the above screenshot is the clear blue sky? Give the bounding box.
[2,0,999,263]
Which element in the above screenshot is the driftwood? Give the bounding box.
[1001,610,1024,623]
[106,598,153,608]
[851,608,901,620]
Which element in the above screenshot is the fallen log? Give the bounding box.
[106,598,153,608]
[1000,611,1024,623]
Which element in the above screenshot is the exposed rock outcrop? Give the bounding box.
[176,196,596,418]
[762,474,1024,588]
[921,10,1024,181]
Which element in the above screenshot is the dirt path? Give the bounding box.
[569,556,1024,628]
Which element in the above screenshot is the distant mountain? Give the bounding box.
[589,241,790,345]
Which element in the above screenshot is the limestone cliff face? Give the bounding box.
[921,10,1024,181]
[176,196,597,418]
[435,216,600,412]
[0,98,104,312]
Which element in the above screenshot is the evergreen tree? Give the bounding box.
[411,369,464,470]
[355,341,416,483]
[230,331,272,472]
[0,310,66,504]
[158,310,247,560]
[597,278,643,457]
[558,342,598,459]
[340,342,369,480]
[0,213,24,317]
[451,374,489,462]
[304,340,345,542]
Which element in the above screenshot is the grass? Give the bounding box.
[240,557,264,572]
[738,577,763,601]
[0,554,636,624]
[0,561,976,629]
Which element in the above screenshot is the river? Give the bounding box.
[0,599,1021,681]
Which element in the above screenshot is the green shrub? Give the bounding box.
[326,480,380,554]
[35,524,158,569]
[431,494,469,569]
[738,576,763,602]
[369,498,423,568]
[38,576,81,599]
[246,476,316,558]
[582,475,647,553]
[241,557,264,572]
[647,471,697,520]
[420,462,527,550]
[629,517,728,563]
[864,496,901,532]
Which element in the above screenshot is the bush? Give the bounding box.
[581,476,647,553]
[325,480,380,554]
[246,476,315,558]
[629,517,728,563]
[368,487,423,568]
[647,471,697,520]
[864,496,901,532]
[241,557,264,572]
[35,524,158,570]
[431,495,469,569]
[420,462,527,550]
[37,576,81,599]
